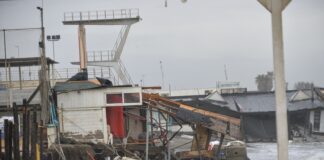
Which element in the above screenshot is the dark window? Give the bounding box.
[124,93,140,103]
[106,93,123,104]
[314,110,321,131]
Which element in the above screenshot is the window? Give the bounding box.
[106,93,122,104]
[124,93,140,103]
[314,110,321,131]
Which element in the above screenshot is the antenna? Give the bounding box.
[224,65,228,81]
[160,61,165,89]
[141,74,145,86]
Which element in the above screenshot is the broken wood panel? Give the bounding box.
[176,150,214,159]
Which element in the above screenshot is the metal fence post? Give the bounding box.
[13,103,20,160]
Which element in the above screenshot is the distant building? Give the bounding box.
[169,88,324,142]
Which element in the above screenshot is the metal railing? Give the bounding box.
[113,25,127,52]
[0,67,116,81]
[64,9,139,22]
[0,66,130,89]
[118,60,133,85]
[87,50,115,62]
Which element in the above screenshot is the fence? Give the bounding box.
[64,9,139,22]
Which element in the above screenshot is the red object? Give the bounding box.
[106,94,125,138]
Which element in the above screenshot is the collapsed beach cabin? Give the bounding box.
[54,81,144,143]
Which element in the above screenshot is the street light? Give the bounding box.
[46,35,60,61]
[47,35,60,81]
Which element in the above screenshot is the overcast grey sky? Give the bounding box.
[0,0,323,90]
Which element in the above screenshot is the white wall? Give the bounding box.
[309,109,324,133]
[309,111,314,128]
[59,108,106,142]
[57,86,142,142]
[321,110,324,133]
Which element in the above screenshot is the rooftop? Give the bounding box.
[0,57,57,67]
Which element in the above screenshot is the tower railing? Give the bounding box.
[87,50,116,62]
[64,9,139,22]
[118,60,133,85]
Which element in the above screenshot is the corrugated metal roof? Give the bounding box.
[170,90,324,114]
[207,90,324,113]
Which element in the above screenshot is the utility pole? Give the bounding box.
[257,0,291,159]
[160,61,165,89]
[224,64,228,81]
[37,6,50,125]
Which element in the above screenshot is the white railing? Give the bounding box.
[87,50,115,62]
[113,25,127,52]
[0,67,126,88]
[118,60,133,85]
[0,67,114,81]
[64,9,139,22]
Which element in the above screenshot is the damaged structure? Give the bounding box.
[170,88,324,142]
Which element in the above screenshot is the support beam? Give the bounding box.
[78,25,88,71]
[257,0,290,159]
[38,6,50,126]
[191,125,210,151]
[113,63,131,85]
[113,25,131,61]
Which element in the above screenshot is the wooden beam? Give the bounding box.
[143,93,242,139]
[176,150,214,159]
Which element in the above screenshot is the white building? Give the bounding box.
[55,81,144,143]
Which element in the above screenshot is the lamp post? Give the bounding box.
[46,35,60,62]
[47,35,60,80]
[257,0,291,159]
[15,45,19,58]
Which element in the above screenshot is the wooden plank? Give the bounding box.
[143,93,242,139]
[176,150,214,159]
[142,93,240,125]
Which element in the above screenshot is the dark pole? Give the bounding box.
[0,129,2,158]
[215,133,225,160]
[39,120,44,160]
[13,103,20,160]
[5,120,13,160]
[52,40,55,60]
[4,119,10,160]
[30,105,37,160]
[22,99,29,160]
[26,110,30,160]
